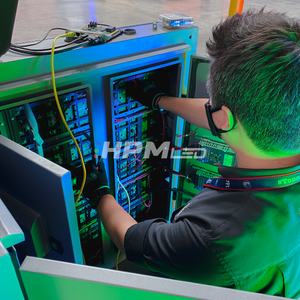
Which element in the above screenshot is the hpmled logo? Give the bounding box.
[95,141,206,160]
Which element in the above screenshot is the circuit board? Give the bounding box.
[178,125,237,206]
[197,137,237,167]
[112,72,165,219]
[0,88,103,266]
[106,63,182,221]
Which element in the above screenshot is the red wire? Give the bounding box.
[136,158,145,169]
[164,167,187,178]
[176,127,198,138]
[117,152,143,171]
[138,194,150,208]
[124,166,161,186]
[115,118,127,122]
[125,172,149,186]
[115,110,150,123]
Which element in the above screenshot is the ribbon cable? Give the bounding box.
[203,170,300,191]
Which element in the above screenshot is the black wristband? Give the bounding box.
[89,187,111,209]
[152,94,166,112]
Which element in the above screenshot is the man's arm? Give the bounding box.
[159,96,210,130]
[96,194,137,254]
[159,96,228,132]
[126,80,224,131]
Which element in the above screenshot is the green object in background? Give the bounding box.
[223,154,234,167]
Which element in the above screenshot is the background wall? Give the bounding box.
[12,0,300,56]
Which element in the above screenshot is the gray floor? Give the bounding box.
[12,0,300,57]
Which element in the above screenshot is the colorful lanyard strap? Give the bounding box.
[203,170,300,191]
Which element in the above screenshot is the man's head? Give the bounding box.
[206,9,300,157]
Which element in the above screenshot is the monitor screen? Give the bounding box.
[0,0,19,57]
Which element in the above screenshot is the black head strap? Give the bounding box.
[205,101,237,138]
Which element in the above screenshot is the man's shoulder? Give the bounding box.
[172,188,253,231]
[172,182,300,241]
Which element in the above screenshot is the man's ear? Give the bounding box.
[212,105,235,130]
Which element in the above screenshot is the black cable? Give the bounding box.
[9,40,88,56]
[11,27,69,48]
[164,167,189,178]
[97,23,110,27]
[9,26,121,57]
[10,36,88,52]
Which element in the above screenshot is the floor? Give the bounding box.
[12,0,300,57]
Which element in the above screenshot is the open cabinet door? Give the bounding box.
[0,135,82,265]
[19,256,288,300]
[177,56,237,208]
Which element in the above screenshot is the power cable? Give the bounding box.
[11,27,69,47]
[10,37,88,56]
[10,35,87,52]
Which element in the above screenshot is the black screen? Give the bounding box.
[0,0,19,57]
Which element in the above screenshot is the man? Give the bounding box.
[83,9,300,298]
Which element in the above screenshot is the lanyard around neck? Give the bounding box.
[203,170,300,191]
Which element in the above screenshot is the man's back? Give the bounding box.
[125,165,300,298]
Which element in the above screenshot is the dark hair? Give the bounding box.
[206,9,300,155]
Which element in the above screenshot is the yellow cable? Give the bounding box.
[79,219,97,233]
[82,250,86,265]
[116,250,120,270]
[50,33,87,205]
[89,248,101,263]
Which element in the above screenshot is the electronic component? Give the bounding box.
[106,26,116,33]
[177,135,236,207]
[194,168,220,191]
[78,23,122,45]
[176,165,221,207]
[112,72,163,218]
[197,138,237,167]
[106,62,182,221]
[0,87,103,266]
[158,14,193,29]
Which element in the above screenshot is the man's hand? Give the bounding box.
[84,160,137,254]
[126,79,165,110]
[82,160,111,209]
